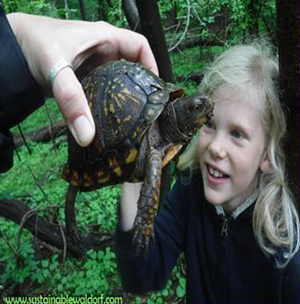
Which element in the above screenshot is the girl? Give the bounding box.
[115,43,300,304]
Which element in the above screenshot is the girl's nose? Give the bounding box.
[208,135,227,159]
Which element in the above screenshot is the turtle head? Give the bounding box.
[172,93,213,142]
[160,93,213,144]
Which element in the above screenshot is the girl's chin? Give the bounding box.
[203,188,226,206]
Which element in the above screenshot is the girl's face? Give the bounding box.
[198,86,269,213]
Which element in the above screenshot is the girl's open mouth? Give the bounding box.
[206,164,230,185]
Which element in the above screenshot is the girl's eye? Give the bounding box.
[204,121,214,130]
[231,130,244,140]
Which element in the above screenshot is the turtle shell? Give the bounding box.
[62,60,184,191]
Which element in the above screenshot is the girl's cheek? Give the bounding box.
[198,129,211,147]
[197,135,207,158]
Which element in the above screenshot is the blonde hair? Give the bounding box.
[178,42,300,267]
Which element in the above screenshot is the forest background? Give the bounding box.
[0,0,297,303]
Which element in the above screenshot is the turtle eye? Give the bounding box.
[189,103,202,113]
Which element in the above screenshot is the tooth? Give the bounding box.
[209,166,225,178]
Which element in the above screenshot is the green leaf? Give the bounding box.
[162,289,169,297]
[61,276,68,285]
[179,277,186,287]
[176,285,186,298]
[41,259,49,268]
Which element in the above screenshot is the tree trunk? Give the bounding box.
[135,0,175,200]
[135,0,174,82]
[277,0,300,201]
[64,0,69,19]
[78,0,87,21]
[0,199,113,258]
[13,121,66,148]
[122,0,142,32]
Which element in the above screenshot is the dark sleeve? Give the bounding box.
[281,249,300,303]
[0,6,45,173]
[115,178,188,294]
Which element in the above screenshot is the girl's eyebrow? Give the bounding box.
[228,121,252,136]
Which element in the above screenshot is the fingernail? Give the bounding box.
[70,115,94,147]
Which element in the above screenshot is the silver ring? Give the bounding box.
[48,59,73,86]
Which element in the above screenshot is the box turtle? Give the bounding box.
[62,60,213,250]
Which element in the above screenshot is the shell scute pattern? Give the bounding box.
[62,61,174,191]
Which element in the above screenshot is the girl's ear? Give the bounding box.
[260,151,270,172]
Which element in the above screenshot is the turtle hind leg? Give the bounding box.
[133,146,162,252]
[65,184,81,244]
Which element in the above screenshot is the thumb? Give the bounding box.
[52,67,95,147]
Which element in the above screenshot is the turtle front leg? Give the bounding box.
[65,184,81,244]
[133,146,162,251]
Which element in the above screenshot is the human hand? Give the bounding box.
[7,13,158,147]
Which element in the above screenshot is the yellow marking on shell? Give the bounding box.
[109,103,116,114]
[125,92,140,104]
[109,157,119,168]
[83,173,93,187]
[133,131,137,138]
[70,171,79,186]
[83,77,91,91]
[116,99,122,109]
[103,98,109,116]
[97,168,110,183]
[98,175,110,184]
[117,89,140,104]
[114,166,122,177]
[117,93,126,101]
[147,108,155,117]
[124,115,131,122]
[97,170,105,177]
[122,87,131,95]
[125,148,138,164]
[111,93,123,109]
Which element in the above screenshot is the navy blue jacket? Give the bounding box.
[116,172,300,304]
[0,6,44,173]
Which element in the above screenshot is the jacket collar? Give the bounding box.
[215,189,259,219]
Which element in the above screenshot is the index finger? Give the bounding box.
[138,41,159,76]
[52,67,95,147]
[117,29,159,76]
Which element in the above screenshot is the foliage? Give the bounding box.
[159,0,276,45]
[3,0,276,45]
